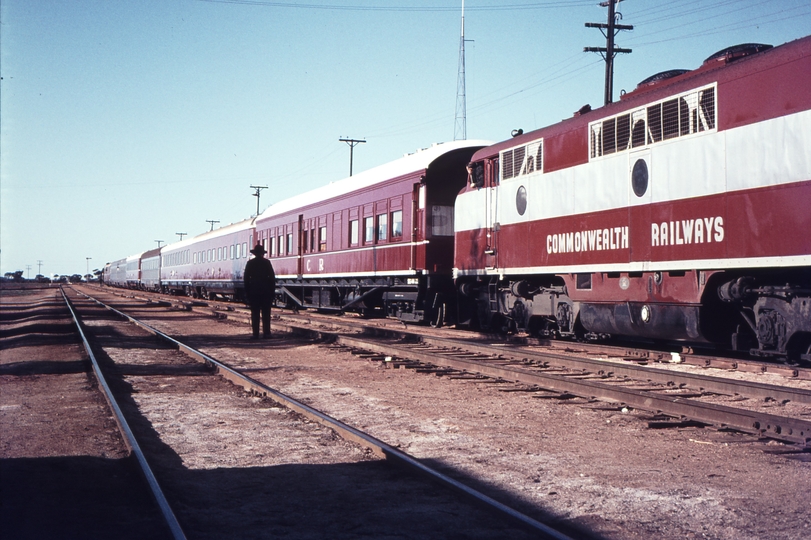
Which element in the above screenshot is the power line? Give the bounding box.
[195,0,596,12]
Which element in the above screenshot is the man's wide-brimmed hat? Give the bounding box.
[250,243,266,255]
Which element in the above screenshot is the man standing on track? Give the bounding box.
[243,243,276,339]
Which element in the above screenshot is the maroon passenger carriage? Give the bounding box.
[255,140,489,324]
[160,217,256,299]
[454,36,811,361]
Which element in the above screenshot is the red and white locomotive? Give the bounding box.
[454,36,811,360]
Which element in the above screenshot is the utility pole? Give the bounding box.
[339,137,365,176]
[250,185,268,216]
[585,0,633,105]
[155,240,164,248]
[176,232,187,241]
[26,265,31,279]
[454,0,473,141]
[37,260,43,276]
[86,257,92,281]
[206,220,219,231]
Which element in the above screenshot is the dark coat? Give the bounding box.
[243,257,276,305]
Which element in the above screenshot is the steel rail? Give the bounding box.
[413,336,811,405]
[328,334,811,446]
[75,288,574,540]
[88,284,811,380]
[60,288,187,540]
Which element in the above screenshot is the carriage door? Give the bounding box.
[412,183,422,271]
[297,214,304,278]
[484,157,499,269]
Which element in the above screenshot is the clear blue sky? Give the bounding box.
[2,0,809,277]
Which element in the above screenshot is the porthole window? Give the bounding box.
[516,185,527,215]
[632,159,649,197]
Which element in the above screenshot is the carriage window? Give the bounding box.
[431,205,454,237]
[287,233,293,254]
[350,219,359,245]
[318,226,327,251]
[364,216,374,243]
[391,210,403,238]
[377,213,387,242]
[278,235,283,255]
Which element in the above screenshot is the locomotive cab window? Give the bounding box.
[470,162,485,188]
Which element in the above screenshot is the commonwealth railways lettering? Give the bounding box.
[651,216,724,247]
[545,215,725,256]
[546,226,629,254]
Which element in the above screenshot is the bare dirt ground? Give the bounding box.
[0,286,172,539]
[4,284,811,539]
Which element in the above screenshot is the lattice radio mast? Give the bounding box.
[453,0,469,141]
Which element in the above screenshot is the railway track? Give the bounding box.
[61,288,187,540]
[97,284,811,382]
[90,285,811,447]
[66,286,575,539]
